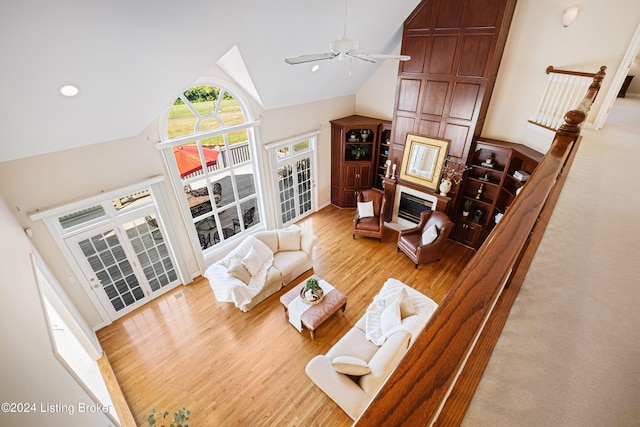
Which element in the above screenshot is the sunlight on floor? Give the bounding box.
[45,300,119,423]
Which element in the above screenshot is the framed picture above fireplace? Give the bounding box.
[399,134,450,190]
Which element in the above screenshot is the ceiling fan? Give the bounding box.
[284,0,410,66]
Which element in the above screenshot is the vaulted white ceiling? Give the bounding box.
[0,0,420,163]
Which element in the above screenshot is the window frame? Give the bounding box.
[157,79,266,270]
[266,130,320,228]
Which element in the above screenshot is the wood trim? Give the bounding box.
[527,119,558,133]
[355,131,578,426]
[434,134,583,425]
[96,352,136,427]
[356,59,604,427]
[545,65,598,78]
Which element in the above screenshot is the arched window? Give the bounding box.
[159,82,263,260]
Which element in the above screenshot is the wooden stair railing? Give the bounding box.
[529,65,606,131]
[355,69,605,426]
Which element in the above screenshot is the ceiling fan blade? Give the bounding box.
[285,53,337,65]
[346,53,375,64]
[352,53,412,62]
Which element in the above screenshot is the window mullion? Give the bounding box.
[155,120,260,150]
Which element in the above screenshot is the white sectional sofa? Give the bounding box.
[305,278,438,420]
[204,224,318,312]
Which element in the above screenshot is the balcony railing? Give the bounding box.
[181,141,251,181]
[356,63,605,426]
[529,65,606,131]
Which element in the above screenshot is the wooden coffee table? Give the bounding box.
[280,278,347,339]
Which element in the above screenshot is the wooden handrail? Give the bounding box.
[545,65,604,78]
[356,67,605,426]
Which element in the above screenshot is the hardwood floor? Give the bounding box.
[96,205,475,426]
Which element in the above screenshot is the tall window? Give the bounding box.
[161,83,261,255]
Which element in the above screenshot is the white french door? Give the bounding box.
[277,154,315,227]
[268,132,319,228]
[65,208,179,321]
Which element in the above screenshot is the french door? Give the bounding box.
[277,155,315,227]
[65,208,179,320]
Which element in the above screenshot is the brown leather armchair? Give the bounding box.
[397,210,454,268]
[352,189,386,242]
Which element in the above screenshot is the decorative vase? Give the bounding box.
[300,286,324,305]
[439,179,452,196]
[300,278,324,305]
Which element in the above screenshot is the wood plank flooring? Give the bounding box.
[96,205,475,426]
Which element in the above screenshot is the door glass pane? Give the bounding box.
[59,205,106,230]
[124,215,177,292]
[297,157,312,215]
[79,230,144,313]
[293,140,310,153]
[278,164,295,224]
[112,190,151,211]
[277,146,290,158]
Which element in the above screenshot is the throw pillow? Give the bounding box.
[277,228,301,251]
[386,288,416,319]
[400,289,417,318]
[227,258,250,285]
[421,224,439,246]
[357,200,375,218]
[241,246,264,276]
[331,356,371,376]
[380,297,402,334]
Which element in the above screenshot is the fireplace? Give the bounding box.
[398,192,433,224]
[389,185,439,230]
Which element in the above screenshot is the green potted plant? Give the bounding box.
[463,199,473,217]
[350,144,367,160]
[301,277,324,305]
[145,407,190,427]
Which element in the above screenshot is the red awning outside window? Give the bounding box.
[172,145,220,178]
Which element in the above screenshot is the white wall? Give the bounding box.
[258,95,355,214]
[6,0,637,330]
[0,125,177,327]
[355,0,640,154]
[482,0,640,153]
[627,52,640,95]
[0,66,356,330]
[0,198,113,427]
[355,44,404,121]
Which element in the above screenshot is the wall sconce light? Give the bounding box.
[562,5,581,27]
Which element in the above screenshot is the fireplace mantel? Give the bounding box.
[384,179,451,230]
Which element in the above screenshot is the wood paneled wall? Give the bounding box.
[389,0,517,207]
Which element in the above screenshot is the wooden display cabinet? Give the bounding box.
[373,122,392,191]
[451,138,543,249]
[330,115,390,208]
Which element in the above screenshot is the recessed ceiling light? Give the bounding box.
[60,85,79,97]
[311,64,320,72]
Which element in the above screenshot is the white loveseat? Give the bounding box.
[305,278,438,420]
[204,225,318,312]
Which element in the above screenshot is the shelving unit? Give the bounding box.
[374,122,392,191]
[450,138,543,249]
[330,115,389,208]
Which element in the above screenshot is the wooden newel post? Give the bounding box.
[557,109,586,137]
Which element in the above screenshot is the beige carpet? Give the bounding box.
[462,96,640,426]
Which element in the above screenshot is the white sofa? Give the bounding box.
[204,225,318,312]
[305,278,438,420]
